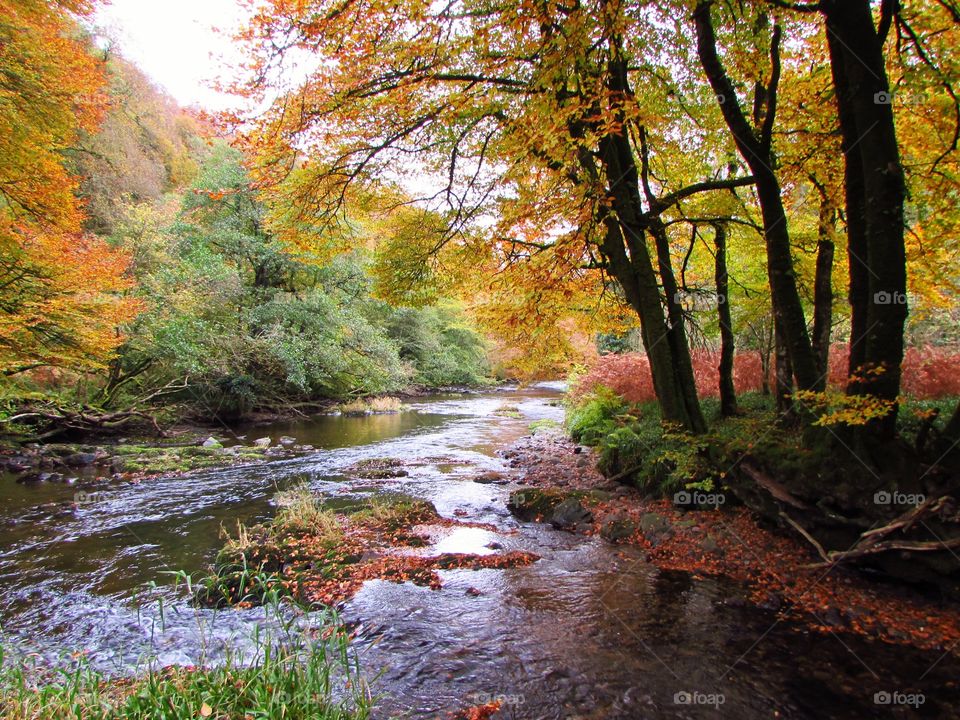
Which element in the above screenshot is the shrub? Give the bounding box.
[566,387,629,445]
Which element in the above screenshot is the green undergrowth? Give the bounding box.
[566,387,960,498]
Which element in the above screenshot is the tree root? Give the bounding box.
[782,495,960,568]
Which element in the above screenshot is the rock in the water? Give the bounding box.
[279,436,296,447]
[202,437,222,449]
[507,488,566,520]
[6,456,37,472]
[64,452,97,467]
[474,471,508,485]
[253,437,271,448]
[599,512,636,542]
[549,498,593,531]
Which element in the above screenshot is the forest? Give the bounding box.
[1,0,960,718]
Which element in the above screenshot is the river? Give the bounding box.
[0,384,956,718]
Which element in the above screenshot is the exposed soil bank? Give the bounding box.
[503,428,960,654]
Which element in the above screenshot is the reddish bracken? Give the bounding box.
[572,345,960,402]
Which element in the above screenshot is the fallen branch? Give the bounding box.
[2,405,168,438]
[783,495,959,569]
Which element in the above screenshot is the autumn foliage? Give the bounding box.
[573,345,960,404]
[0,0,139,375]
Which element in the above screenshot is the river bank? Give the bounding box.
[3,385,959,719]
[0,386,520,481]
[504,426,960,655]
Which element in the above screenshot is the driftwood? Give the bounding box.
[2,406,168,439]
[782,495,960,568]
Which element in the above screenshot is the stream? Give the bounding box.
[1,384,957,718]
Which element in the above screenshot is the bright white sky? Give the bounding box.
[94,0,252,110]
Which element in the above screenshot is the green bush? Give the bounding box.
[566,387,629,445]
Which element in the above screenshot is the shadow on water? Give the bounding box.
[0,382,957,718]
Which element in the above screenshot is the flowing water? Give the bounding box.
[0,384,957,718]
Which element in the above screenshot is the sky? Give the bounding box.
[94,0,252,110]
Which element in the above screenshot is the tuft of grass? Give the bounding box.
[272,485,343,538]
[353,495,438,531]
[339,397,403,415]
[493,404,522,419]
[0,608,372,720]
[528,418,561,433]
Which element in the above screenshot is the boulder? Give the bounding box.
[639,512,674,546]
[549,498,593,531]
[507,488,566,520]
[279,436,297,447]
[64,452,97,467]
[474,471,508,485]
[599,513,637,542]
[253,437,272,449]
[202,437,222,449]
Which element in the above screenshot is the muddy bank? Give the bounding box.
[502,427,960,654]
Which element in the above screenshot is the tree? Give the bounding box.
[694,2,821,396]
[0,0,139,375]
[235,0,768,433]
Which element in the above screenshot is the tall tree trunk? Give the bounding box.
[588,52,707,434]
[650,219,708,430]
[812,198,836,378]
[822,0,908,438]
[774,314,795,421]
[713,223,737,416]
[827,38,871,386]
[694,3,822,394]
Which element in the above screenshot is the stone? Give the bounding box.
[201,437,222,449]
[700,535,721,554]
[6,456,37,472]
[639,512,673,545]
[253,437,271,448]
[474,471,508,485]
[278,436,296,446]
[599,513,637,542]
[548,498,593,531]
[64,452,97,467]
[507,488,565,520]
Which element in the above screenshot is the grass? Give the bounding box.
[528,418,561,433]
[351,495,438,531]
[338,397,403,415]
[493,404,522,419]
[0,596,372,720]
[201,486,345,608]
